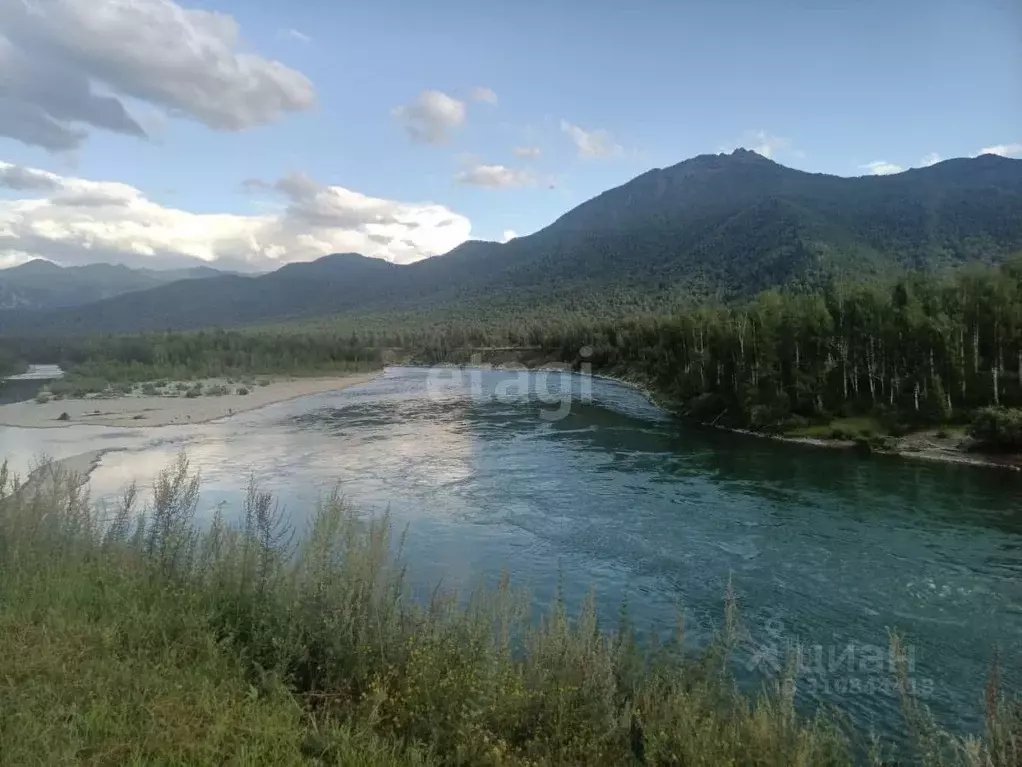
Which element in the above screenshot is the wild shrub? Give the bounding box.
[968,407,1022,451]
[0,457,1016,766]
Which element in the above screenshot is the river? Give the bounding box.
[2,366,1020,738]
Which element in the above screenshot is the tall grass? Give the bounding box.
[0,456,1017,765]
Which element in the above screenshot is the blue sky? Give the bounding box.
[0,0,1019,269]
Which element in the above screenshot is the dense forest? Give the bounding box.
[0,329,380,382]
[534,259,1022,432]
[5,259,1022,442]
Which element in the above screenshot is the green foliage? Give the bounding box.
[0,327,382,383]
[968,407,1022,451]
[184,385,203,399]
[466,260,1022,434]
[0,457,1015,765]
[236,386,250,395]
[204,383,229,396]
[34,390,50,404]
[141,382,159,396]
[788,417,885,440]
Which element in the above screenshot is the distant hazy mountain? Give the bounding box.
[0,259,226,311]
[3,151,1021,335]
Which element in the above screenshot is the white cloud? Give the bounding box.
[919,152,942,167]
[470,86,498,106]
[455,164,535,189]
[560,120,622,159]
[0,161,471,269]
[861,161,904,176]
[281,28,312,43]
[747,131,789,159]
[978,143,1022,157]
[513,146,541,159]
[393,90,466,145]
[0,0,315,151]
[501,230,517,243]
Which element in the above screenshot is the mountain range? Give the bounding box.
[2,149,1021,335]
[0,260,226,311]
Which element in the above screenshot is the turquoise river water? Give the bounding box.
[2,366,1020,738]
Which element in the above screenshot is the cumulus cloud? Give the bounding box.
[978,143,1022,157]
[393,91,466,145]
[560,120,622,159]
[919,152,942,167]
[0,161,471,270]
[470,86,498,105]
[455,164,535,189]
[0,0,315,151]
[861,161,904,176]
[514,146,541,159]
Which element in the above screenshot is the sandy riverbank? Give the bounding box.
[706,422,1022,471]
[0,373,379,429]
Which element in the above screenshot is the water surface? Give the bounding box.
[2,366,1019,737]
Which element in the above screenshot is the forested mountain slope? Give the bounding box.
[0,259,226,311]
[2,151,1020,335]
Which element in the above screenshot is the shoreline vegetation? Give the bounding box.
[4,354,1019,470]
[422,361,1022,473]
[1,345,1018,472]
[2,455,1019,765]
[2,258,1022,468]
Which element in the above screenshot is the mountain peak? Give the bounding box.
[3,151,1021,334]
[8,258,61,274]
[729,147,774,161]
[273,252,396,279]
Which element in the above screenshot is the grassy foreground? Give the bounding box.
[0,458,1017,766]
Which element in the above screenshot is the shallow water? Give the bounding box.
[2,366,1020,736]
